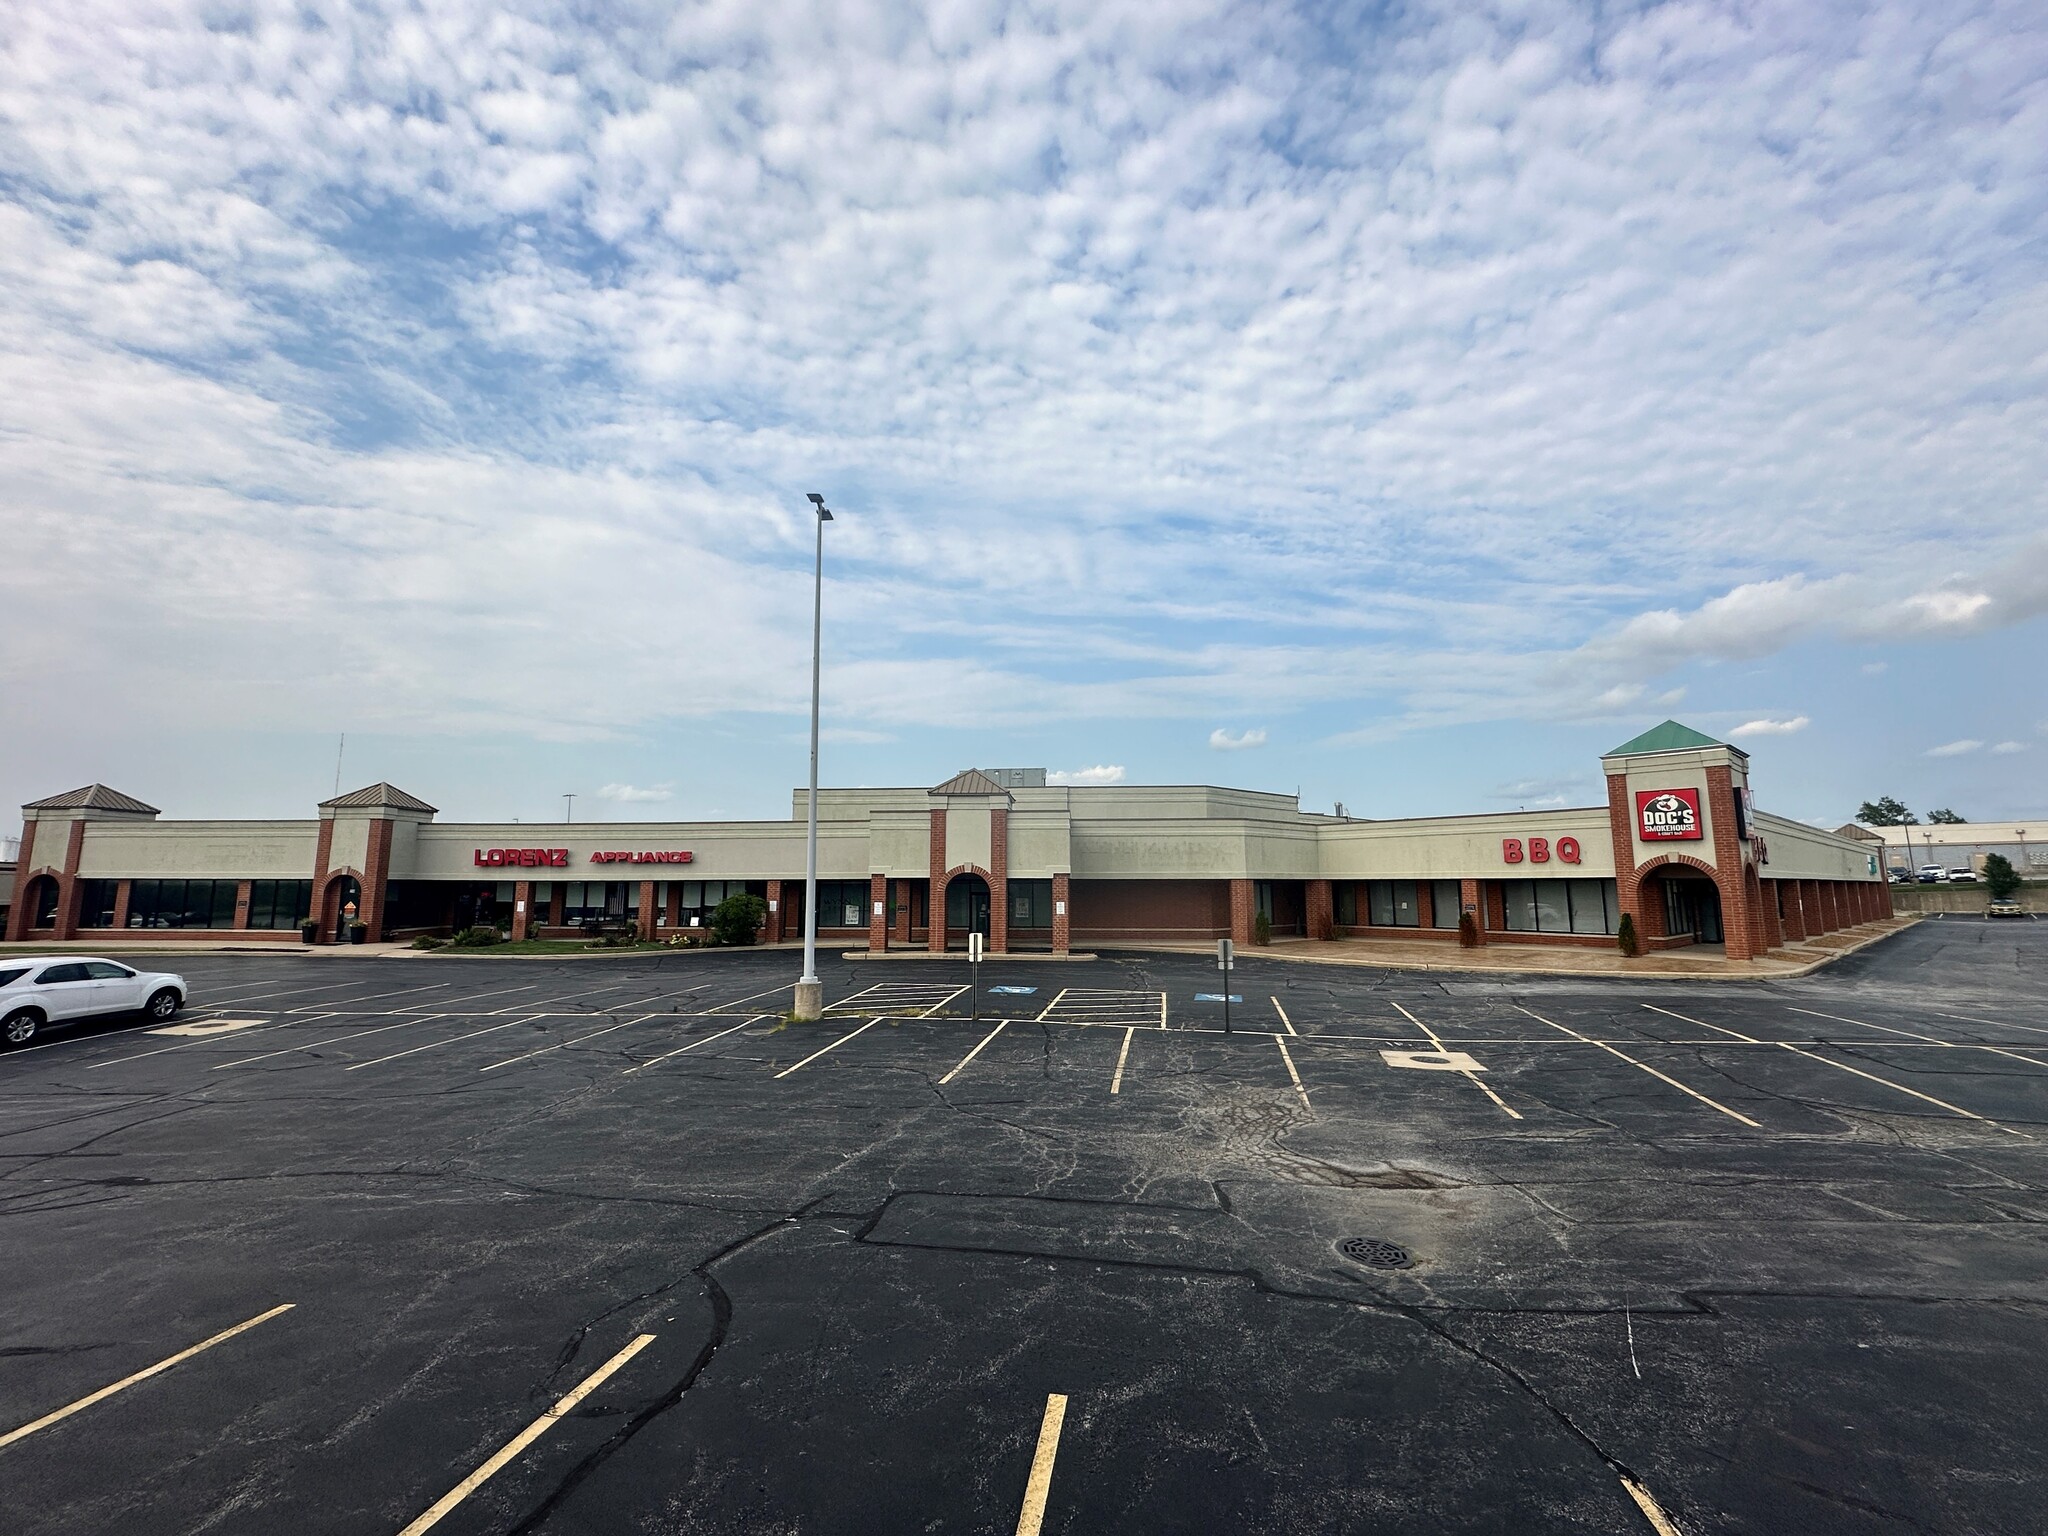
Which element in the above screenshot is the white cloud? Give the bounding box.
[1926,740,1984,758]
[1047,765,1126,785]
[1208,727,1268,751]
[1862,662,1889,675]
[1991,741,2028,755]
[598,783,673,803]
[1730,716,1811,738]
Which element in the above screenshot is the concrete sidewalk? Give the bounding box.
[1119,916,1920,979]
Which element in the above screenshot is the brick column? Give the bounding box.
[1484,881,1507,935]
[1052,873,1070,955]
[1760,879,1782,950]
[892,880,911,945]
[989,807,1010,954]
[1707,766,1757,960]
[1820,882,1841,932]
[927,808,949,953]
[1229,878,1255,945]
[357,818,394,941]
[1305,878,1334,940]
[1779,881,1807,940]
[868,872,889,952]
[636,880,658,940]
[1414,881,1435,931]
[763,879,783,943]
[1879,878,1894,918]
[1459,877,1487,944]
[233,878,253,931]
[512,880,534,941]
[3,819,35,942]
[111,879,133,932]
[53,818,87,940]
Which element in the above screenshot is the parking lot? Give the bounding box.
[3,920,2046,1534]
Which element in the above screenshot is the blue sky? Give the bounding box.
[2,0,2044,835]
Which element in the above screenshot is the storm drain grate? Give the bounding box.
[1337,1236,1413,1270]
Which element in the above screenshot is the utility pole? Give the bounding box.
[794,493,834,1022]
[563,793,576,823]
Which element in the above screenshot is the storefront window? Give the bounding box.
[126,879,239,929]
[1365,881,1421,927]
[249,880,313,929]
[1500,878,1618,935]
[1009,880,1054,929]
[1431,880,1461,929]
[560,882,639,924]
[78,880,120,928]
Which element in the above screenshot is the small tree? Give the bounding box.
[1617,912,1639,957]
[1253,910,1272,945]
[1457,912,1479,948]
[711,892,769,946]
[1857,797,1916,827]
[1926,808,1968,825]
[1982,853,2022,900]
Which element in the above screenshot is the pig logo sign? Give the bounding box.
[1635,788,1703,841]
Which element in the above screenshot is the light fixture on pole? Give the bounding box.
[794,492,834,1022]
[563,793,576,824]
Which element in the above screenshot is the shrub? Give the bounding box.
[411,935,447,951]
[450,926,502,948]
[1617,912,1639,957]
[1982,853,2022,900]
[1253,911,1272,945]
[711,892,769,947]
[1457,912,1479,949]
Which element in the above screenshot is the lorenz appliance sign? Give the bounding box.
[1634,789,1703,841]
[472,848,695,868]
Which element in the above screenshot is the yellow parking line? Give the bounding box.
[1271,997,1297,1036]
[940,1022,1006,1084]
[1111,1027,1135,1094]
[1013,1392,1069,1536]
[1391,1002,1522,1120]
[1789,1006,2048,1069]
[774,1017,881,1078]
[623,1017,761,1074]
[0,1303,294,1448]
[397,1333,656,1536]
[1272,1034,1313,1115]
[1620,1475,1684,1535]
[1653,1007,2028,1135]
[1515,1006,1760,1128]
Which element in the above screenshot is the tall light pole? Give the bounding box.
[794,492,834,1021]
[563,793,576,824]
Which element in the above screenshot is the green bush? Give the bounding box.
[1617,912,1639,957]
[1457,912,1479,948]
[1252,911,1272,945]
[450,926,502,948]
[712,892,769,946]
[1982,853,2022,900]
[411,935,447,951]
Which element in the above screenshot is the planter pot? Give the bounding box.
[300,927,317,945]
[348,927,367,945]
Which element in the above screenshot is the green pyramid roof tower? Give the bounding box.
[1604,720,1730,757]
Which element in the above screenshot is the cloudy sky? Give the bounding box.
[3,0,2044,835]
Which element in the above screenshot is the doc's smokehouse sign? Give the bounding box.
[473,848,695,867]
[1634,789,1703,842]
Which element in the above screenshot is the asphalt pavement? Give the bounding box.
[2,921,2045,1534]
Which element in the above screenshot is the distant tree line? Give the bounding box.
[1856,797,1966,826]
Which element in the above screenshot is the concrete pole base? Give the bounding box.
[793,980,824,1021]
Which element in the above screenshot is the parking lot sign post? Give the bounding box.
[1217,938,1233,1034]
[968,930,984,1020]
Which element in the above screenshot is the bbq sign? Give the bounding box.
[1634,788,1703,841]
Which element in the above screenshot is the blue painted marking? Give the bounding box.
[988,986,1039,995]
[1194,994,1244,1003]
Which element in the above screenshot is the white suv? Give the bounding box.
[0,958,187,1047]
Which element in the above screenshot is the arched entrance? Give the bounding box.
[944,872,991,950]
[24,874,61,931]
[322,874,362,940]
[1652,869,1723,945]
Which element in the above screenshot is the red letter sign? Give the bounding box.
[1502,838,1524,863]
[1635,788,1704,841]
[1557,836,1582,864]
[1529,837,1550,863]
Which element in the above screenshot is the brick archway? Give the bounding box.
[16,871,61,934]
[319,868,364,941]
[1630,853,1746,954]
[931,863,1000,953]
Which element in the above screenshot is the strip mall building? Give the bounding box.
[5,722,1890,961]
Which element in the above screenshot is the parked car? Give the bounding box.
[1987,897,2025,920]
[1947,866,1977,883]
[1917,865,1948,883]
[0,958,186,1047]
[1888,869,1914,884]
